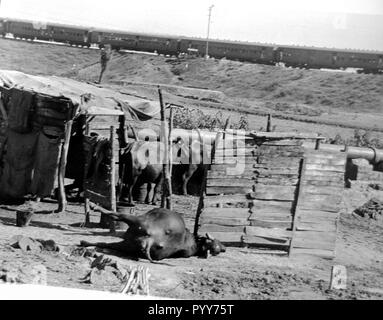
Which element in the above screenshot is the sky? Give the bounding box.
[1,0,383,51]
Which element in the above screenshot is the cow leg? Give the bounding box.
[151,176,163,205]
[80,240,138,256]
[182,165,198,195]
[127,179,138,206]
[145,183,153,204]
[120,177,138,206]
[119,184,130,203]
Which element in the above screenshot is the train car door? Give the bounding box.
[378,56,383,68]
[98,32,104,44]
[332,53,338,66]
[83,31,89,43]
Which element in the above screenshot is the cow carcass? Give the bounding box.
[80,208,226,261]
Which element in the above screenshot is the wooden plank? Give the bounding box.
[300,193,342,204]
[201,232,244,243]
[204,194,252,207]
[255,177,299,186]
[242,235,290,249]
[249,219,293,229]
[245,226,292,239]
[254,167,300,175]
[213,157,255,164]
[249,185,296,201]
[305,164,345,172]
[305,153,346,160]
[200,216,249,226]
[256,173,299,180]
[207,171,254,179]
[257,156,302,165]
[207,178,254,187]
[258,145,304,153]
[211,164,256,175]
[302,185,345,196]
[305,158,347,166]
[291,248,335,259]
[206,186,253,195]
[199,224,246,233]
[298,201,341,213]
[304,170,345,178]
[252,200,293,210]
[249,193,295,201]
[249,212,292,221]
[262,139,303,146]
[215,148,256,157]
[258,150,304,158]
[203,207,251,219]
[303,179,345,187]
[296,209,339,221]
[296,221,337,232]
[293,231,336,250]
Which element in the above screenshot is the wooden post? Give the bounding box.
[109,126,117,233]
[194,132,223,236]
[167,107,174,210]
[98,126,117,231]
[57,120,73,213]
[223,116,231,140]
[266,114,272,133]
[83,118,91,226]
[158,87,172,210]
[289,157,307,257]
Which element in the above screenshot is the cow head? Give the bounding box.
[197,233,226,258]
[118,209,188,262]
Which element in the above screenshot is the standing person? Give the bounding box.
[99,45,111,83]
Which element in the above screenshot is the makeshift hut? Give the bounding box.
[0,70,160,216]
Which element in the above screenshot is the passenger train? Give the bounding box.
[1,18,382,73]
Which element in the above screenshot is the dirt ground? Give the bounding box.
[1,192,383,300]
[1,37,383,300]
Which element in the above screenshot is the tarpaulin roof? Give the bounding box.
[0,70,161,121]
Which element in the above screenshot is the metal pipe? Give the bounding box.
[303,142,383,164]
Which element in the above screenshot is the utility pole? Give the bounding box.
[205,4,214,59]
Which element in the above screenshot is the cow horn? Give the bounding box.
[144,238,154,263]
[206,233,215,240]
[129,124,139,142]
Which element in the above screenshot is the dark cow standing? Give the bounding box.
[80,208,226,261]
[119,141,163,206]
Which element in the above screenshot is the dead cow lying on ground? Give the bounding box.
[80,208,226,262]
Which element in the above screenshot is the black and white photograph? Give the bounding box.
[0,0,382,303]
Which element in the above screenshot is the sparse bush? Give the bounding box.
[173,108,249,131]
[328,130,383,149]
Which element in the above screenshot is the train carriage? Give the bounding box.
[49,23,91,46]
[90,30,138,50]
[7,20,42,40]
[179,38,206,57]
[336,50,382,73]
[0,19,6,37]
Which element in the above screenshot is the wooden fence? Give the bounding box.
[195,133,346,259]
